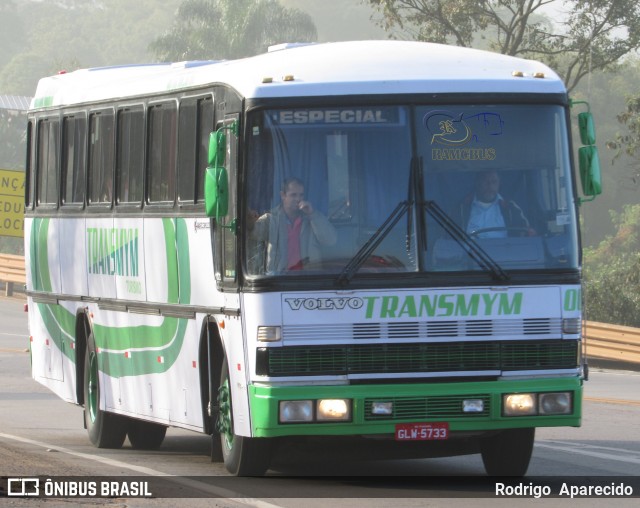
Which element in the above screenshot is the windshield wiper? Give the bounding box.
[337,200,412,286]
[424,200,509,282]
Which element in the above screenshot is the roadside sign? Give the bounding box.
[0,169,25,238]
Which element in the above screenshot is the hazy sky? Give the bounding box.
[280,0,387,42]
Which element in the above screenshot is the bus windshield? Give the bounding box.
[244,104,578,279]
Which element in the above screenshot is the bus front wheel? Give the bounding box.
[480,427,535,476]
[217,358,272,476]
[83,345,127,449]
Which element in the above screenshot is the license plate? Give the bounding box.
[395,422,449,441]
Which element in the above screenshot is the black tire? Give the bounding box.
[480,427,535,476]
[83,344,127,449]
[217,358,272,476]
[127,419,167,450]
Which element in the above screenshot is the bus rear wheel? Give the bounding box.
[480,427,535,476]
[127,419,167,450]
[83,345,127,449]
[217,358,272,476]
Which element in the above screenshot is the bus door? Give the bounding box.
[213,114,239,290]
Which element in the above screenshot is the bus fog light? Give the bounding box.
[539,392,572,415]
[503,393,537,416]
[463,399,484,413]
[371,401,393,415]
[317,399,351,421]
[279,400,313,422]
[258,326,281,342]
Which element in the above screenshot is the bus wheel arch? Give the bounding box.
[74,309,91,406]
[199,316,225,460]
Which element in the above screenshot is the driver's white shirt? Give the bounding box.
[467,194,507,238]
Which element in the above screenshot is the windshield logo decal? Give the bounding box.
[425,110,502,161]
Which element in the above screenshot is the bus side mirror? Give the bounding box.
[205,121,238,218]
[578,112,596,145]
[579,145,602,198]
[208,130,227,167]
[205,130,229,218]
[205,166,229,218]
[571,103,602,202]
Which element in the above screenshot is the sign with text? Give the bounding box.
[0,169,25,238]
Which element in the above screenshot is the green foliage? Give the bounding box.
[149,0,318,61]
[0,0,181,96]
[365,0,640,92]
[606,94,640,187]
[584,204,640,326]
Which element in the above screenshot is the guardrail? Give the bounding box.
[0,253,26,297]
[583,321,640,366]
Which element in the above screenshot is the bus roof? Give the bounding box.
[31,40,565,109]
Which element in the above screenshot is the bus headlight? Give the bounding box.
[279,400,313,422]
[539,392,572,415]
[503,392,574,417]
[317,399,351,421]
[503,393,537,416]
[279,399,352,423]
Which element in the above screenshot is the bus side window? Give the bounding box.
[177,100,197,203]
[25,120,34,209]
[148,101,177,204]
[61,114,87,206]
[88,110,115,206]
[177,95,213,204]
[36,117,60,206]
[116,106,144,205]
[197,97,214,203]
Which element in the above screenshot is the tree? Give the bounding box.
[606,94,640,189]
[365,0,640,92]
[583,204,640,326]
[149,0,317,61]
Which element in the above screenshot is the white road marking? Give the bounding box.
[0,431,284,508]
[537,440,640,465]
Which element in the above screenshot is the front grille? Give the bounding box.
[256,340,578,377]
[283,318,561,341]
[501,340,578,369]
[364,394,491,421]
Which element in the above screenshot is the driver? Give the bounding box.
[460,170,531,238]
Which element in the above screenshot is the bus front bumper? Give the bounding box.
[248,376,582,438]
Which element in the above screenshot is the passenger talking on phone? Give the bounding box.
[248,177,336,273]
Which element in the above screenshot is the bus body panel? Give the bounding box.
[26,213,250,434]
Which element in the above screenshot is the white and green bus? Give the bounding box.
[25,40,601,476]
